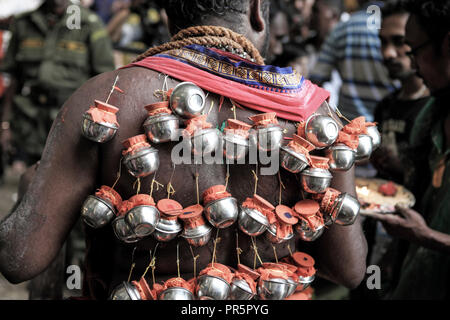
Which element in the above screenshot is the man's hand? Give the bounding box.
[369,205,429,243]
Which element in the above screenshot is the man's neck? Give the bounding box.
[398,75,428,101]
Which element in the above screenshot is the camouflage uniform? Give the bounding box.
[0,4,115,164]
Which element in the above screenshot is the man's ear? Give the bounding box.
[249,0,265,32]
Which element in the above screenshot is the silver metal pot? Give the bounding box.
[123,147,160,178]
[355,134,373,162]
[295,221,325,242]
[81,113,118,143]
[159,287,195,300]
[181,223,213,247]
[279,146,310,174]
[305,114,339,149]
[81,195,116,229]
[109,281,141,300]
[331,193,361,226]
[238,206,270,236]
[325,144,356,172]
[125,205,160,238]
[249,124,284,152]
[297,275,315,292]
[170,82,206,118]
[258,278,290,300]
[230,279,255,300]
[196,275,231,300]
[366,125,381,151]
[153,216,182,242]
[223,133,249,161]
[111,216,140,243]
[204,197,239,229]
[189,128,223,156]
[143,113,180,144]
[300,167,333,194]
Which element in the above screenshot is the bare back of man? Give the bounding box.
[0,63,367,299]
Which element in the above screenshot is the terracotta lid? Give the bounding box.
[128,194,156,207]
[249,112,277,124]
[122,134,148,149]
[294,200,320,216]
[275,205,298,225]
[237,264,260,281]
[202,185,227,199]
[207,263,231,274]
[157,199,183,216]
[310,156,330,168]
[144,101,171,114]
[253,194,275,210]
[94,100,119,114]
[226,119,252,131]
[261,262,285,270]
[278,262,298,273]
[179,204,204,220]
[291,252,315,268]
[292,134,315,152]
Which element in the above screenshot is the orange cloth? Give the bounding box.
[342,116,368,135]
[233,272,257,294]
[132,277,154,300]
[242,196,277,224]
[249,112,279,127]
[202,185,232,205]
[184,114,213,136]
[310,156,330,169]
[336,131,360,149]
[122,134,151,156]
[144,101,172,116]
[163,277,194,293]
[95,185,122,209]
[86,106,119,126]
[199,263,234,283]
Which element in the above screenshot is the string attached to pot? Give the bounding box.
[127,246,137,283]
[251,236,263,269]
[167,163,176,199]
[111,157,123,190]
[189,245,200,280]
[278,171,285,206]
[211,228,221,267]
[235,230,243,265]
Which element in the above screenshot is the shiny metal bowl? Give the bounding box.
[196,275,231,300]
[230,279,255,300]
[238,207,270,236]
[305,114,339,149]
[355,134,373,162]
[81,113,118,143]
[265,224,294,244]
[111,216,140,243]
[143,113,180,144]
[249,125,284,152]
[300,168,333,194]
[125,205,160,238]
[325,144,356,172]
[159,287,195,300]
[123,147,160,178]
[190,128,223,156]
[181,223,213,247]
[366,125,381,151]
[109,281,141,300]
[223,134,249,161]
[280,146,310,174]
[297,275,315,292]
[153,217,182,242]
[170,82,206,118]
[331,193,361,226]
[204,197,239,229]
[295,221,325,242]
[286,277,299,297]
[258,278,290,300]
[81,195,116,229]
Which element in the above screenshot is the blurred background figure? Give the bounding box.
[310,0,396,122]
[0,0,115,299]
[351,0,433,300]
[0,0,115,173]
[267,0,290,64]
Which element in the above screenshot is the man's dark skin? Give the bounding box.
[0,0,367,297]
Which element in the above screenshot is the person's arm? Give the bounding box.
[368,206,450,255]
[309,102,368,289]
[0,71,120,283]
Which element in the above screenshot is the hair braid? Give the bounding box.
[133,26,265,65]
